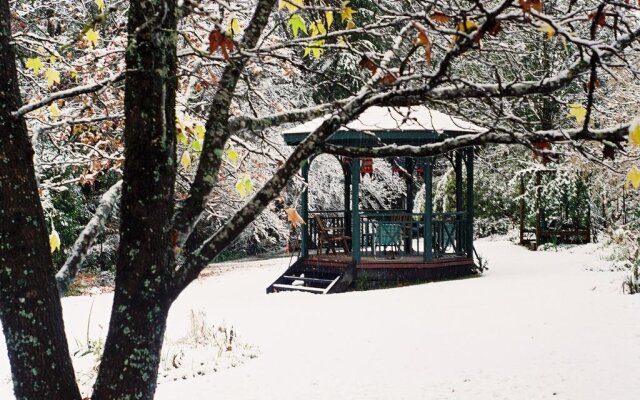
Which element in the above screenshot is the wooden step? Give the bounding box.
[282,275,336,284]
[271,284,326,293]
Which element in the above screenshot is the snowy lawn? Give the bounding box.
[1,238,640,399]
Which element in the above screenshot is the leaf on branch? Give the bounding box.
[588,11,607,27]
[209,29,235,60]
[85,28,99,47]
[519,0,543,13]
[310,20,326,37]
[49,226,61,253]
[229,18,241,35]
[235,176,254,198]
[180,150,192,170]
[48,102,61,121]
[532,141,553,165]
[567,103,587,125]
[325,11,334,29]
[194,124,206,140]
[226,147,239,164]
[96,0,105,13]
[359,56,377,75]
[339,1,357,24]
[629,117,640,146]
[627,166,640,190]
[414,24,432,64]
[430,11,451,24]
[451,20,478,45]
[304,39,325,59]
[538,23,556,40]
[285,208,305,228]
[45,68,61,88]
[289,14,307,38]
[26,57,43,75]
[279,0,304,13]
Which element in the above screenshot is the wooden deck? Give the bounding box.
[305,254,474,269]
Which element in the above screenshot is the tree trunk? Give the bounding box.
[92,0,178,398]
[0,1,81,398]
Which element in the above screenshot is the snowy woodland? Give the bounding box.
[1,0,640,399]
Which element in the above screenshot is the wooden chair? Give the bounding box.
[313,215,351,256]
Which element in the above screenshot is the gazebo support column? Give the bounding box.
[300,160,309,258]
[455,150,463,254]
[423,157,433,262]
[344,159,352,236]
[405,157,415,254]
[465,148,474,259]
[351,158,361,263]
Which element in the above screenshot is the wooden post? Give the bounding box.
[300,160,309,258]
[465,148,474,259]
[351,158,361,263]
[424,157,433,262]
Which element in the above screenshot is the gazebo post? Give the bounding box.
[455,150,463,254]
[344,159,352,236]
[423,157,433,262]
[350,158,361,263]
[300,159,309,258]
[465,148,474,259]
[405,157,415,254]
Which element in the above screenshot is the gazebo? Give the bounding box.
[267,106,483,294]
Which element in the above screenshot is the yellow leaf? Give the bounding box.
[26,57,43,75]
[285,208,305,228]
[229,18,241,35]
[458,20,478,32]
[85,29,99,47]
[48,102,61,120]
[310,20,326,37]
[96,0,105,12]
[49,54,58,63]
[629,117,640,146]
[278,0,304,13]
[49,227,61,253]
[226,147,239,164]
[45,68,61,88]
[627,166,640,189]
[180,150,192,170]
[568,103,587,125]
[346,19,356,30]
[325,11,334,29]
[304,39,325,59]
[235,176,254,198]
[194,124,206,140]
[68,68,79,80]
[339,1,357,23]
[538,23,555,39]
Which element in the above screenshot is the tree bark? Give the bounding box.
[0,1,81,398]
[91,0,179,398]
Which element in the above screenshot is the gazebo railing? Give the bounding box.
[307,210,469,259]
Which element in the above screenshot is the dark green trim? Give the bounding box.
[351,158,361,263]
[283,129,473,147]
[424,157,433,262]
[465,148,474,258]
[300,160,309,258]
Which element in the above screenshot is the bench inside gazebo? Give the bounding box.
[267,106,483,294]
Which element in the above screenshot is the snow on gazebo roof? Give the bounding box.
[283,105,484,146]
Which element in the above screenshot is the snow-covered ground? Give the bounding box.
[1,239,640,399]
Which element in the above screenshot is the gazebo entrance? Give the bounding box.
[268,106,482,294]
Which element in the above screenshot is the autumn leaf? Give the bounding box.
[310,20,326,37]
[568,103,587,125]
[289,14,307,38]
[194,124,206,140]
[48,102,61,120]
[628,117,640,146]
[180,150,192,170]
[304,39,325,59]
[235,176,254,198]
[431,11,451,24]
[96,0,105,13]
[285,208,305,228]
[229,18,241,35]
[49,225,61,253]
[538,23,556,39]
[627,166,640,189]
[26,57,44,75]
[359,56,377,75]
[45,68,61,87]
[226,147,239,164]
[345,19,356,30]
[519,0,543,13]
[85,28,99,47]
[209,29,235,60]
[414,24,432,64]
[452,20,478,45]
[279,0,303,13]
[339,1,357,23]
[325,11,334,29]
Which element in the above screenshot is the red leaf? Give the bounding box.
[359,56,377,75]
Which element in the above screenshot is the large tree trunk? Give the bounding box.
[0,1,81,399]
[91,0,179,398]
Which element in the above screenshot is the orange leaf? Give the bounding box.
[285,208,305,228]
[431,11,451,24]
[359,56,377,75]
